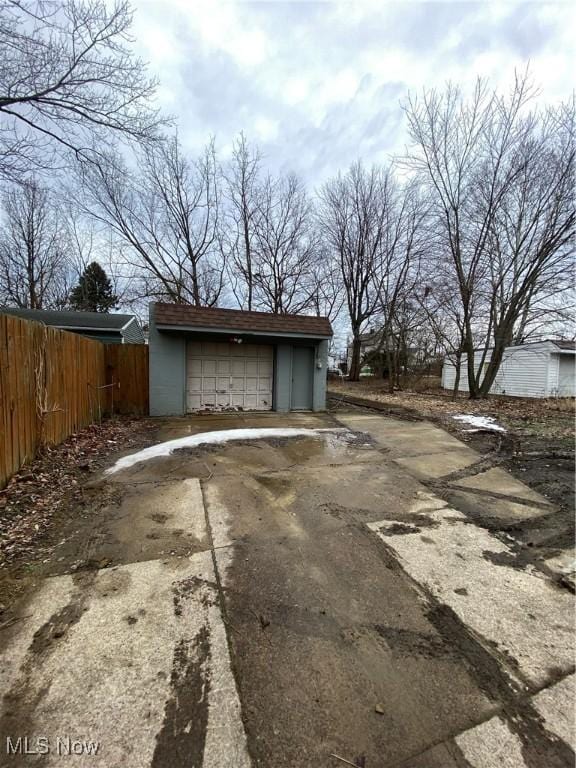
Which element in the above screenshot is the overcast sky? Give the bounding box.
[132,0,574,185]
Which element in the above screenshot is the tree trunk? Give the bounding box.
[452,351,462,400]
[385,343,394,393]
[349,335,362,381]
[478,343,506,398]
[464,330,480,399]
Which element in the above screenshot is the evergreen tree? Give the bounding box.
[69,262,118,312]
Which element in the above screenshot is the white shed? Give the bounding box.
[442,340,576,398]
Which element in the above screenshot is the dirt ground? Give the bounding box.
[329,380,575,517]
[0,417,158,614]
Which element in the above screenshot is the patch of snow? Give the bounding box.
[452,414,506,433]
[105,428,348,475]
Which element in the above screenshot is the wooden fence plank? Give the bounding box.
[0,315,149,489]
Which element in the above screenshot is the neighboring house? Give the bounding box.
[442,340,576,398]
[1,307,145,344]
[149,303,333,415]
[346,329,425,373]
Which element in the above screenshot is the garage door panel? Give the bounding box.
[217,359,230,374]
[186,341,273,412]
[202,360,216,375]
[187,393,202,410]
[187,376,202,392]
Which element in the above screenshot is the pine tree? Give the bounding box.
[69,262,118,312]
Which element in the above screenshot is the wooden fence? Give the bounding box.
[104,344,149,415]
[0,313,148,489]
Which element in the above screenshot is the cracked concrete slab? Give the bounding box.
[368,492,574,688]
[532,674,576,749]
[453,467,553,506]
[444,487,552,523]
[456,715,527,768]
[335,412,479,458]
[0,478,249,768]
[451,675,576,767]
[395,450,479,480]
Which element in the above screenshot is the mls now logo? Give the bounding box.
[6,736,100,756]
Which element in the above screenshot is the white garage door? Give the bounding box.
[186,341,273,412]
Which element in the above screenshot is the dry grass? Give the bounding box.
[330,379,575,443]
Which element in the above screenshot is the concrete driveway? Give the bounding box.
[0,411,574,767]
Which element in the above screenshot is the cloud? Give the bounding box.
[132,0,574,183]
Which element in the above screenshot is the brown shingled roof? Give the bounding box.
[153,303,333,337]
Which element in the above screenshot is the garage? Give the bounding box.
[149,303,333,416]
[186,341,274,411]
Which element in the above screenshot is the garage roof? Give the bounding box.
[154,303,333,338]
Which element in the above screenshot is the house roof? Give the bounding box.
[1,307,135,331]
[154,303,333,338]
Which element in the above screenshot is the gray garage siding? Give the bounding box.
[149,312,187,416]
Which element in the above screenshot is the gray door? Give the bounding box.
[291,347,314,410]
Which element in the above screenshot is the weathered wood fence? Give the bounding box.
[0,313,148,489]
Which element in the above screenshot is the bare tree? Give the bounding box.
[0,179,72,307]
[78,136,225,306]
[477,101,575,395]
[309,243,345,325]
[223,133,262,309]
[251,172,317,314]
[376,180,428,391]
[0,0,161,181]
[403,71,574,398]
[318,163,392,380]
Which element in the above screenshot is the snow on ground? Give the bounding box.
[106,428,348,474]
[452,414,506,432]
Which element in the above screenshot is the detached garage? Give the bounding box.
[149,303,333,416]
[442,340,576,398]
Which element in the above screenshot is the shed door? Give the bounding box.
[558,356,575,397]
[291,347,314,410]
[187,341,273,411]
